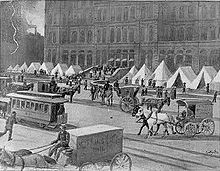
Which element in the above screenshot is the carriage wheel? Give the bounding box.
[79,162,97,171]
[184,122,196,137]
[120,97,134,113]
[201,118,215,136]
[110,153,132,171]
[175,121,185,134]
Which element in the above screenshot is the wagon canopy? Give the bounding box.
[167,66,196,88]
[39,62,54,75]
[131,64,151,85]
[150,60,172,86]
[176,99,213,107]
[190,66,217,89]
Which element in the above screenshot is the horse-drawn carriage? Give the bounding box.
[175,99,215,137]
[119,85,140,113]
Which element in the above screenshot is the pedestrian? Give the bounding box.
[152,80,156,89]
[148,79,152,87]
[84,80,88,90]
[141,78,144,87]
[173,86,177,99]
[206,83,210,94]
[69,86,74,103]
[77,82,81,94]
[0,111,17,141]
[164,89,168,99]
[144,86,148,96]
[141,85,145,96]
[182,82,186,93]
[212,91,218,103]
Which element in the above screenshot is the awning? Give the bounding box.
[108,58,114,62]
[115,58,121,62]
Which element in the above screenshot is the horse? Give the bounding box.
[0,147,59,171]
[133,105,175,138]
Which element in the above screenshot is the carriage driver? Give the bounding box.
[49,124,70,161]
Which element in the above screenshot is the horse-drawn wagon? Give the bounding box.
[175,99,215,137]
[119,85,140,113]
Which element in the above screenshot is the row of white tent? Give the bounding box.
[6,62,82,77]
[119,60,220,91]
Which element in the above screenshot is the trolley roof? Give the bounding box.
[176,98,213,106]
[6,93,68,103]
[68,124,123,137]
[17,91,62,99]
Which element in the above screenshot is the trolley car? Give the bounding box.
[6,92,68,128]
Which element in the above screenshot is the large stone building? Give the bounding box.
[44,0,220,73]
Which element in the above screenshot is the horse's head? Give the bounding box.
[133,105,144,118]
[0,147,14,167]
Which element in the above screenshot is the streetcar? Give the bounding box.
[6,92,68,128]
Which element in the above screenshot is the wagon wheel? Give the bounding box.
[184,122,197,137]
[120,97,135,113]
[110,152,132,171]
[79,162,97,171]
[175,121,185,134]
[201,118,215,136]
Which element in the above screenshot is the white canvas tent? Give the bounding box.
[18,62,28,72]
[210,70,220,91]
[12,64,20,73]
[51,63,68,77]
[131,65,151,85]
[39,62,54,75]
[27,62,41,74]
[190,66,217,89]
[150,60,172,86]
[7,65,13,72]
[120,66,138,84]
[167,66,197,88]
[65,65,82,76]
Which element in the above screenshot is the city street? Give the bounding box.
[0,88,220,171]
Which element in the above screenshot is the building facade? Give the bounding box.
[44,0,220,73]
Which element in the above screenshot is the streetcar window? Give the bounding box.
[44,104,49,113]
[12,99,16,108]
[16,100,20,108]
[39,104,44,112]
[21,101,25,109]
[26,101,30,109]
[31,102,35,110]
[35,103,39,111]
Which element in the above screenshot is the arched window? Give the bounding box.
[177,27,184,41]
[179,6,184,19]
[79,30,85,43]
[201,27,208,40]
[62,31,67,44]
[123,50,128,59]
[63,14,66,25]
[186,27,193,41]
[141,6,146,19]
[62,50,69,64]
[185,50,192,66]
[140,27,145,42]
[97,29,101,43]
[111,7,115,21]
[87,51,92,66]
[188,5,194,18]
[166,50,175,72]
[53,13,58,24]
[96,50,101,65]
[103,8,107,21]
[52,49,56,64]
[116,7,122,21]
[147,4,153,18]
[70,50,77,65]
[199,49,208,69]
[175,54,183,67]
[98,8,102,21]
[130,6,135,20]
[149,26,154,41]
[48,14,52,25]
[110,28,115,43]
[116,28,121,42]
[210,27,216,40]
[102,50,107,64]
[48,32,52,43]
[170,26,176,41]
[202,5,207,18]
[122,27,127,42]
[171,6,176,20]
[87,30,93,43]
[78,51,85,67]
[48,49,51,62]
[164,26,170,41]
[147,50,153,69]
[124,7,129,21]
[52,32,56,43]
[129,28,134,42]
[210,4,216,18]
[71,31,77,43]
[102,28,106,43]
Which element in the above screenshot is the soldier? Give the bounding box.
[49,124,70,161]
[84,80,88,90]
[1,111,17,141]
[152,80,156,89]
[124,77,129,85]
[206,83,210,94]
[182,82,186,93]
[69,86,74,103]
[164,89,168,99]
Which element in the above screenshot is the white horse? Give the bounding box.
[135,106,175,138]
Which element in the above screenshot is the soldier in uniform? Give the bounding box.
[1,111,17,141]
[49,124,70,161]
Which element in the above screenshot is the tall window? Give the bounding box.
[71,31,77,43]
[102,28,106,43]
[116,28,121,42]
[52,49,56,64]
[117,7,122,21]
[70,50,77,65]
[62,50,69,64]
[48,32,52,43]
[188,5,194,18]
[140,27,145,42]
[48,49,51,61]
[110,28,115,43]
[201,27,207,40]
[111,7,115,21]
[63,14,66,25]
[52,32,56,43]
[61,31,67,44]
[124,7,129,21]
[102,50,107,64]
[103,8,107,21]
[185,50,192,66]
[98,8,102,21]
[48,14,52,25]
[177,27,184,41]
[122,27,127,42]
[87,51,93,66]
[179,6,184,18]
[170,26,176,41]
[87,30,93,43]
[202,6,207,18]
[149,26,154,41]
[53,13,58,24]
[78,51,85,67]
[96,50,101,65]
[141,6,146,19]
[210,27,216,40]
[129,28,134,42]
[171,6,176,20]
[186,27,193,41]
[97,29,101,43]
[130,6,135,20]
[210,5,216,18]
[79,30,85,43]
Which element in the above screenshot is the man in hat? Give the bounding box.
[49,124,70,161]
[1,111,17,141]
